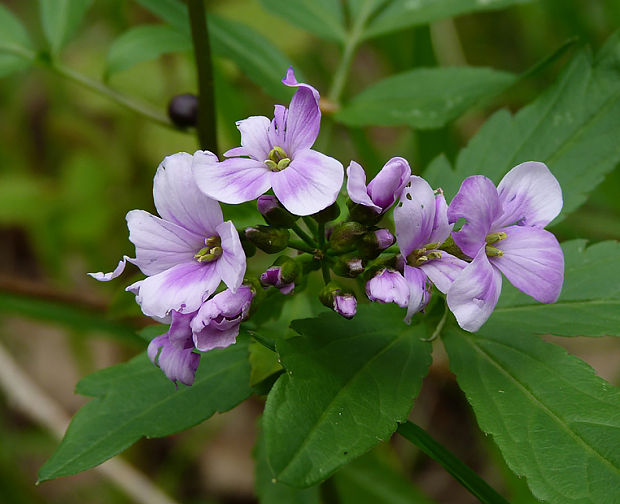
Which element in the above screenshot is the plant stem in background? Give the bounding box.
[397,421,510,504]
[188,0,218,153]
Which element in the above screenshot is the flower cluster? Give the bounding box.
[91,68,564,385]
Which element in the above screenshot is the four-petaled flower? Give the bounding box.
[193,67,343,216]
[446,162,564,332]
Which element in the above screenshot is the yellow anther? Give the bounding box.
[264,159,278,170]
[485,245,503,257]
[414,255,429,266]
[427,251,442,260]
[485,232,507,245]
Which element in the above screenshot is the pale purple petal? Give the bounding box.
[147,333,199,386]
[427,191,453,245]
[153,151,223,236]
[215,220,246,293]
[493,161,563,229]
[236,115,272,160]
[394,176,436,256]
[366,269,409,308]
[448,176,502,258]
[223,147,251,157]
[282,67,320,102]
[126,210,203,276]
[193,325,240,352]
[272,149,344,216]
[88,255,132,281]
[165,310,196,349]
[403,265,430,324]
[419,251,468,294]
[193,155,271,204]
[334,294,357,319]
[132,261,220,318]
[366,157,411,211]
[346,160,379,211]
[447,249,502,332]
[491,226,564,304]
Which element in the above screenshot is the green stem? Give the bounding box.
[317,222,326,248]
[397,422,510,504]
[321,261,331,284]
[291,223,317,248]
[302,216,318,235]
[421,304,448,342]
[288,239,316,254]
[188,0,218,152]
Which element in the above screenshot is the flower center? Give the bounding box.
[406,242,441,266]
[484,232,506,257]
[264,146,290,172]
[194,236,223,263]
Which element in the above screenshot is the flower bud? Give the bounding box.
[260,256,300,295]
[319,282,357,319]
[244,225,290,254]
[257,195,298,228]
[327,221,366,253]
[311,201,341,223]
[167,93,198,128]
[359,228,395,259]
[332,254,365,278]
[239,232,257,258]
[365,268,409,308]
[347,199,382,225]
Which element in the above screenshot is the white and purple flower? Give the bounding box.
[89,152,246,319]
[366,269,410,308]
[446,161,564,332]
[193,67,343,216]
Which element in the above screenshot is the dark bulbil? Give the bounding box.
[168,93,199,128]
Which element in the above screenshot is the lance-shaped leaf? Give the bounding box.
[39,0,92,54]
[490,240,620,337]
[263,304,432,487]
[38,334,252,482]
[425,31,620,219]
[0,4,35,77]
[443,325,620,504]
[335,66,516,129]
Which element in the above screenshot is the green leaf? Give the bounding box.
[0,4,35,77]
[263,304,432,487]
[105,25,191,77]
[258,0,346,42]
[38,0,92,54]
[362,0,533,40]
[425,32,620,220]
[135,0,188,33]
[249,341,282,387]
[335,66,516,129]
[255,425,320,504]
[490,240,620,337]
[38,335,252,481]
[443,325,620,504]
[333,450,436,504]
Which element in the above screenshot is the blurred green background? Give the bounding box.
[0,0,618,503]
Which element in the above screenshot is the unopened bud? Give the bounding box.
[257,195,298,228]
[328,221,366,253]
[347,199,382,225]
[332,254,365,278]
[359,228,395,259]
[244,225,290,254]
[312,201,341,223]
[319,282,357,319]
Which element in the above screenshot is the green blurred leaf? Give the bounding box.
[362,0,533,40]
[135,0,188,33]
[490,240,620,337]
[425,31,620,220]
[263,304,432,487]
[105,25,191,77]
[258,0,346,42]
[443,325,620,504]
[38,0,92,54]
[38,334,252,481]
[335,66,516,129]
[249,340,282,387]
[0,4,35,77]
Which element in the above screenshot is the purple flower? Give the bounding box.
[260,266,295,295]
[147,311,200,386]
[190,287,254,351]
[89,152,246,318]
[193,67,344,216]
[334,293,357,319]
[446,161,564,332]
[394,176,468,323]
[347,157,411,214]
[366,269,410,308]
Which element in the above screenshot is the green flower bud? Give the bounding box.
[358,228,396,260]
[312,202,341,223]
[257,195,298,228]
[328,221,366,253]
[347,199,382,225]
[244,225,290,254]
[332,254,365,278]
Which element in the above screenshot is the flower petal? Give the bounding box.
[193,325,240,352]
[215,220,246,292]
[447,249,502,332]
[346,160,378,210]
[236,115,272,161]
[127,210,203,276]
[428,191,453,245]
[280,68,321,153]
[366,269,409,308]
[193,155,271,204]
[223,146,251,157]
[448,175,501,258]
[493,161,563,228]
[491,226,564,303]
[148,333,200,386]
[165,310,196,349]
[366,157,411,211]
[403,265,431,324]
[153,151,223,236]
[272,149,343,216]
[418,251,468,294]
[394,176,436,256]
[132,261,220,318]
[88,255,132,281]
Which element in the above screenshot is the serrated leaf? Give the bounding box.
[335,66,516,129]
[490,240,620,337]
[38,335,252,481]
[0,4,35,77]
[263,304,432,487]
[258,0,346,42]
[424,31,620,220]
[105,25,191,77]
[362,0,533,40]
[39,0,92,54]
[443,325,620,504]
